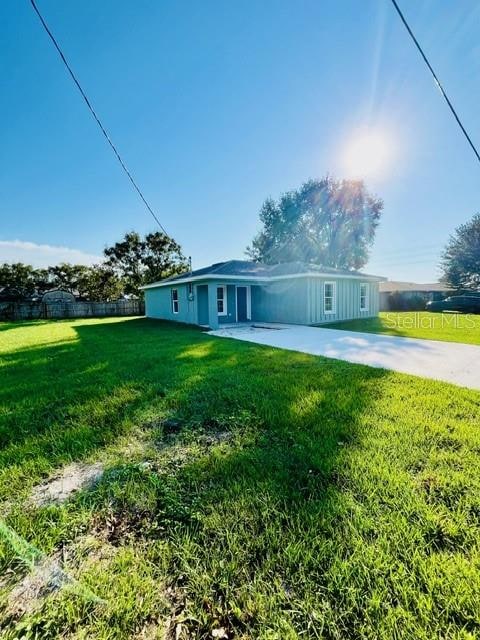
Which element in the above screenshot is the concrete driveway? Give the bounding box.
[208,324,480,390]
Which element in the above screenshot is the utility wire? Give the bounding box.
[30,0,170,236]
[390,0,480,165]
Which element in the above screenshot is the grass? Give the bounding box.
[0,317,479,639]
[324,311,480,345]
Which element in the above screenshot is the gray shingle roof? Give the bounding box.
[143,260,383,288]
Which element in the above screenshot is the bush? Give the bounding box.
[388,292,426,311]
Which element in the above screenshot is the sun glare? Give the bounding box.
[342,130,392,180]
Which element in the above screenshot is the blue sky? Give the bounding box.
[1,0,479,281]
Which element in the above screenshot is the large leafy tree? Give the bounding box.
[48,263,89,293]
[77,264,124,301]
[441,213,480,292]
[247,177,383,270]
[104,231,187,296]
[0,263,38,299]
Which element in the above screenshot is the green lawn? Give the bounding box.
[324,311,480,344]
[1,318,479,639]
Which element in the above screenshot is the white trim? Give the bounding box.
[235,285,251,322]
[324,281,336,314]
[360,282,369,312]
[216,285,227,316]
[141,271,385,290]
[171,288,179,314]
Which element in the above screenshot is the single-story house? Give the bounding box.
[379,281,453,311]
[142,260,384,329]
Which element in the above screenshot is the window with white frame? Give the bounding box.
[217,286,227,316]
[360,283,369,311]
[171,288,179,314]
[324,281,336,314]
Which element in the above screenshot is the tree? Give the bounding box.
[77,265,124,301]
[33,268,51,295]
[47,263,90,293]
[104,231,187,296]
[441,213,480,292]
[0,263,38,299]
[246,177,383,270]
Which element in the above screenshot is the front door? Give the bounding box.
[197,285,209,325]
[237,286,248,322]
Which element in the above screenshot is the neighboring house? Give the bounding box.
[142,260,384,329]
[379,281,452,311]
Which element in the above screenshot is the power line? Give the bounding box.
[30,0,170,236]
[389,0,480,165]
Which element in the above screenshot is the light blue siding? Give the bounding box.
[307,278,379,324]
[144,275,380,327]
[144,280,240,328]
[144,283,196,324]
[251,279,309,324]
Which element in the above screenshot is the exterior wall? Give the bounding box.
[144,281,241,327]
[307,278,379,324]
[144,283,197,324]
[145,277,380,327]
[251,279,310,324]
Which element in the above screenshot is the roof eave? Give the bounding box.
[141,271,386,289]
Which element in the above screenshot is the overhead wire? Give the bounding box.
[30,0,171,236]
[390,0,480,165]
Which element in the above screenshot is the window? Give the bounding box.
[324,281,336,314]
[171,288,179,314]
[217,286,227,316]
[360,283,369,311]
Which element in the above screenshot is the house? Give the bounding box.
[379,281,452,311]
[142,260,384,329]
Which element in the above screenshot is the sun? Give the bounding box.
[342,129,392,180]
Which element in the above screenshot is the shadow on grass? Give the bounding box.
[0,317,389,636]
[0,314,386,496]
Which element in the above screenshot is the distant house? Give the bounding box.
[142,260,384,329]
[379,281,452,311]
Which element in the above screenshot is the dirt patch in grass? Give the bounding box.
[88,429,235,548]
[3,555,72,618]
[91,508,157,545]
[28,462,104,507]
